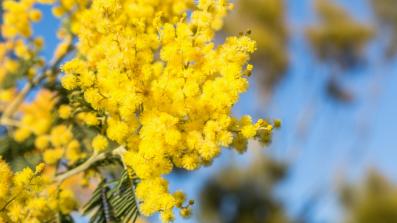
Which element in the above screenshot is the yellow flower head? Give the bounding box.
[91,134,108,152]
[35,135,49,150]
[58,105,72,119]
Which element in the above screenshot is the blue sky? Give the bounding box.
[32,0,397,222]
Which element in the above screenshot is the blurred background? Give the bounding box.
[3,0,397,222]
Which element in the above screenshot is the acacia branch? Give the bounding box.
[0,43,74,126]
[54,146,127,183]
[0,118,22,128]
[0,83,32,123]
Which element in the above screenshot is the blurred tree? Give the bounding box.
[224,0,289,96]
[307,0,373,69]
[0,128,40,170]
[292,0,375,150]
[199,155,293,223]
[371,0,397,58]
[306,0,374,102]
[340,170,397,223]
[346,0,397,164]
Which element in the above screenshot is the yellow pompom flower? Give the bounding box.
[160,209,175,223]
[181,154,200,171]
[61,74,78,90]
[106,118,129,144]
[52,6,65,17]
[29,9,42,22]
[179,207,191,218]
[13,167,34,187]
[66,140,82,164]
[14,128,31,142]
[14,41,31,60]
[34,135,49,150]
[34,163,46,174]
[0,159,12,200]
[50,125,73,147]
[58,105,72,119]
[33,37,44,49]
[91,134,108,152]
[173,191,186,208]
[58,189,78,214]
[43,148,64,165]
[241,124,258,138]
[78,112,98,126]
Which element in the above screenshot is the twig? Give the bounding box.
[54,146,127,183]
[0,83,32,123]
[0,118,22,128]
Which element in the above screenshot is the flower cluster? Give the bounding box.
[2,0,44,38]
[62,0,277,220]
[11,90,86,166]
[0,0,50,110]
[13,90,55,143]
[1,0,278,222]
[0,158,77,223]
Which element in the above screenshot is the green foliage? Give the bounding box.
[83,170,139,223]
[83,181,117,223]
[340,171,397,223]
[306,0,374,68]
[0,133,41,170]
[48,213,75,223]
[199,156,291,223]
[371,0,397,57]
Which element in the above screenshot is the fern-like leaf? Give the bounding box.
[83,170,139,223]
[45,212,75,223]
[109,170,140,223]
[83,181,118,223]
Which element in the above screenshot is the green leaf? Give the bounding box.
[83,170,140,223]
[83,181,118,223]
[43,212,74,223]
[109,170,140,223]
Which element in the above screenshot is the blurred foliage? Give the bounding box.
[0,131,41,170]
[325,78,354,103]
[371,0,397,58]
[225,0,289,92]
[307,0,374,69]
[199,155,292,223]
[340,170,397,223]
[306,0,374,102]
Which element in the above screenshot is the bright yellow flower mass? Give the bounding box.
[0,0,278,222]
[0,158,76,222]
[61,0,276,220]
